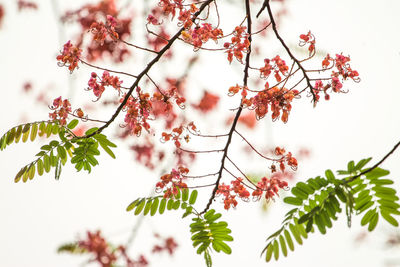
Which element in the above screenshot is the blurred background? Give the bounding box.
[0,0,400,266]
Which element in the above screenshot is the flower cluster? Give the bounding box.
[252,176,288,201]
[161,122,196,148]
[314,53,359,101]
[271,146,298,172]
[56,41,82,73]
[61,0,132,62]
[77,230,148,267]
[181,23,223,48]
[152,235,178,255]
[224,26,250,63]
[88,71,122,99]
[156,167,189,198]
[299,31,315,55]
[122,88,152,136]
[49,96,72,125]
[259,55,289,82]
[229,83,297,123]
[89,15,119,45]
[216,178,250,210]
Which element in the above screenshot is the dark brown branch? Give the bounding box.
[345,140,400,184]
[200,0,253,214]
[262,0,317,104]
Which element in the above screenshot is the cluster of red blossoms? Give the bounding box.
[61,0,132,62]
[252,177,288,201]
[77,231,148,267]
[49,96,71,126]
[56,41,82,73]
[216,178,250,210]
[181,23,224,49]
[271,146,298,173]
[122,88,152,136]
[259,55,289,82]
[90,15,119,45]
[216,175,290,210]
[161,122,196,148]
[88,71,122,99]
[229,83,297,123]
[224,26,250,63]
[156,166,189,198]
[314,53,359,101]
[299,31,315,55]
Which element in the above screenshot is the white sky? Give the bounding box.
[0,0,400,266]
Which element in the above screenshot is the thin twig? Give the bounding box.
[345,141,400,184]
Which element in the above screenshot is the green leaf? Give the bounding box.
[172,200,181,210]
[99,143,116,159]
[45,123,53,137]
[289,224,302,245]
[347,161,355,173]
[265,244,273,262]
[273,240,279,260]
[15,166,27,183]
[284,230,294,251]
[37,159,44,176]
[380,211,399,227]
[204,250,212,267]
[361,209,376,226]
[182,188,189,202]
[150,198,159,216]
[38,122,46,137]
[134,199,146,215]
[43,155,51,173]
[67,119,79,129]
[22,126,30,143]
[189,190,198,205]
[143,199,153,215]
[355,158,372,170]
[51,124,59,135]
[167,198,174,210]
[284,196,303,206]
[368,211,379,231]
[126,199,140,211]
[14,125,22,143]
[159,198,167,214]
[57,146,67,161]
[214,240,231,254]
[325,169,336,182]
[85,127,99,136]
[279,235,287,257]
[291,187,308,200]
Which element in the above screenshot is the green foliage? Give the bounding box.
[57,243,86,254]
[190,209,233,256]
[2,120,117,182]
[126,188,196,217]
[127,189,233,267]
[0,121,59,151]
[263,157,400,262]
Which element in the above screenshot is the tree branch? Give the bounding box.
[83,0,215,138]
[262,0,317,104]
[200,0,253,214]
